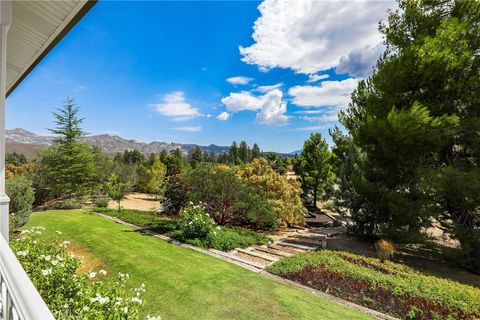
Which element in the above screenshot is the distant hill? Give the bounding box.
[6,128,230,158]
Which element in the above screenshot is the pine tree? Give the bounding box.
[238,141,249,163]
[340,0,480,270]
[49,97,85,143]
[294,133,334,207]
[251,143,261,159]
[38,98,96,198]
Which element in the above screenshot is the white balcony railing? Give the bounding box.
[0,234,54,320]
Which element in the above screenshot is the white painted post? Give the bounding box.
[0,0,11,242]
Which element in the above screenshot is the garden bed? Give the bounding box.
[266,250,480,319]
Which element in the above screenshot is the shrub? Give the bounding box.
[51,198,82,210]
[207,226,270,251]
[94,198,109,208]
[267,250,480,319]
[177,203,216,240]
[187,164,244,224]
[237,158,306,227]
[187,164,277,229]
[374,239,395,263]
[6,176,35,228]
[12,227,159,319]
[162,173,189,215]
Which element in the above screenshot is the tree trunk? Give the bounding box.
[117,200,121,212]
[313,184,318,207]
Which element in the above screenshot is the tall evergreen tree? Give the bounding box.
[251,143,261,159]
[38,98,96,197]
[49,97,85,143]
[229,141,240,164]
[238,141,249,163]
[294,133,334,207]
[340,0,480,270]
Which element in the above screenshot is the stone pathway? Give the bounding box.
[209,226,346,270]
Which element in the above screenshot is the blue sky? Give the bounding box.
[6,1,396,153]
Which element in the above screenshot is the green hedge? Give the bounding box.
[267,250,480,318]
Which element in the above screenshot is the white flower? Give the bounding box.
[41,269,52,276]
[130,297,143,304]
[99,269,107,276]
[88,272,97,279]
[123,306,128,314]
[44,255,51,261]
[63,304,69,309]
[82,306,90,312]
[146,316,161,320]
[17,250,28,256]
[51,260,58,266]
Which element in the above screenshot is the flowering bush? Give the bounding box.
[176,203,216,240]
[12,227,160,320]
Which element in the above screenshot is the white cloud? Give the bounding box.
[291,125,331,132]
[300,114,339,123]
[255,89,288,125]
[226,76,254,85]
[289,78,358,109]
[337,44,384,78]
[173,126,202,132]
[255,83,283,93]
[307,74,329,83]
[155,91,200,120]
[216,112,230,121]
[221,91,262,112]
[293,110,329,115]
[239,0,394,77]
[220,89,288,125]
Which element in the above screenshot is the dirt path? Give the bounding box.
[108,192,161,211]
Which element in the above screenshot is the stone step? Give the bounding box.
[236,248,279,262]
[234,251,272,266]
[287,236,326,247]
[309,228,343,237]
[254,246,293,257]
[268,243,305,254]
[208,249,266,269]
[276,240,318,251]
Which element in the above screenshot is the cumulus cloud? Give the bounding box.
[221,91,262,112]
[240,0,394,77]
[217,112,230,121]
[337,44,384,78]
[289,78,358,109]
[220,89,288,125]
[155,91,200,121]
[255,83,283,93]
[255,89,288,125]
[226,76,254,85]
[174,126,202,132]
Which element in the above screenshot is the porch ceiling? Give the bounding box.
[6,0,96,96]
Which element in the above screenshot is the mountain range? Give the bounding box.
[6,128,230,157]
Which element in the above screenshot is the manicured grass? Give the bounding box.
[267,250,480,319]
[95,207,271,252]
[92,207,177,234]
[24,210,372,320]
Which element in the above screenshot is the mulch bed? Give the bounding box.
[283,266,473,320]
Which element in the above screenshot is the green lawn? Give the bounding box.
[24,210,372,320]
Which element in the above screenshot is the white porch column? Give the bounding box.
[0,0,10,242]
